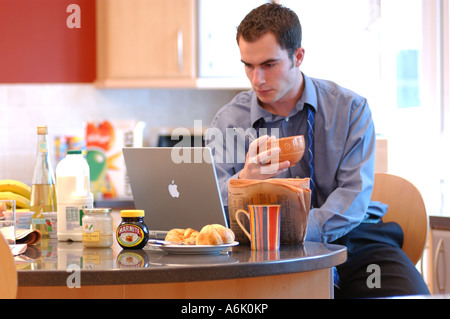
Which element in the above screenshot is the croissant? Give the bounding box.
[165,228,199,244]
[196,224,235,245]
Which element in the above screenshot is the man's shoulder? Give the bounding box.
[214,90,253,119]
[310,76,363,99]
[308,76,367,111]
[227,89,254,109]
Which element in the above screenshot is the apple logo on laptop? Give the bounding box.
[168,180,180,198]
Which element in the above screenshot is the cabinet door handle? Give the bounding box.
[434,238,445,293]
[177,29,183,73]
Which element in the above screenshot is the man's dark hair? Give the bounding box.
[236,3,302,60]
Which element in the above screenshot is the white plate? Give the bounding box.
[150,241,239,255]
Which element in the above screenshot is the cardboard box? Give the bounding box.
[85,120,145,199]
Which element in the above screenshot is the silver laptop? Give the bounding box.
[122,147,227,239]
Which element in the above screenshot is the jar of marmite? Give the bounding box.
[116,210,149,249]
[117,249,149,268]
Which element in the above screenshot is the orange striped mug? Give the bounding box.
[235,205,281,250]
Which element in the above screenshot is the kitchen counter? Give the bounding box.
[15,238,346,299]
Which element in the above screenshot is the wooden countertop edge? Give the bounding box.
[17,243,347,287]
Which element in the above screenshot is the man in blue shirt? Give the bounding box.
[207,3,429,298]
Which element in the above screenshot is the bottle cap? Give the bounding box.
[83,208,112,214]
[37,125,48,135]
[67,150,82,155]
[120,210,145,218]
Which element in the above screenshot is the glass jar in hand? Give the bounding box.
[116,210,149,249]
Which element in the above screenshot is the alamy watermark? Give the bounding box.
[169,120,282,175]
[66,264,81,289]
[367,264,381,289]
[66,4,81,29]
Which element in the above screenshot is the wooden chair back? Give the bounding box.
[371,173,428,265]
[0,233,17,298]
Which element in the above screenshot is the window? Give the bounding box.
[282,0,446,215]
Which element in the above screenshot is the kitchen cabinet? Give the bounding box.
[431,229,450,294]
[0,0,96,83]
[96,0,196,88]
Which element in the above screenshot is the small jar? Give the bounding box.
[116,210,149,249]
[82,247,114,269]
[82,208,113,248]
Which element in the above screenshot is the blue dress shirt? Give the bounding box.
[207,73,383,243]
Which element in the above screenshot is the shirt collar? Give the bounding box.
[250,72,318,127]
[301,73,318,113]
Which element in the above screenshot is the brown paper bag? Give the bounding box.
[228,178,311,245]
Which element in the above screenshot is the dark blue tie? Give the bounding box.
[308,105,337,285]
[307,106,316,207]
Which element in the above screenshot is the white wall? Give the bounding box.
[0,84,239,184]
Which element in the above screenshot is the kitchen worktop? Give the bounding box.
[16,239,346,287]
[15,209,346,298]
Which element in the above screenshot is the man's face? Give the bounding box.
[238,32,304,109]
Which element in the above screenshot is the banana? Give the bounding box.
[0,179,31,199]
[0,191,30,208]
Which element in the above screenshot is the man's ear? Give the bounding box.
[294,47,305,67]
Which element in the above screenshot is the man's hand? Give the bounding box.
[238,135,290,180]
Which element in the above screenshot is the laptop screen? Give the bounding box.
[123,147,227,239]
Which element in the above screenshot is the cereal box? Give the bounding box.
[85,120,145,199]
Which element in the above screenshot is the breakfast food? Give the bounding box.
[0,179,31,199]
[164,224,235,245]
[0,202,6,218]
[197,224,235,245]
[165,228,199,245]
[0,179,31,209]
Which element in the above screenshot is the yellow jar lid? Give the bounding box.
[120,209,145,217]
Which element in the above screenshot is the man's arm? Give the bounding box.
[305,98,376,243]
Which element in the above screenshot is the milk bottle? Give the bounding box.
[56,150,94,241]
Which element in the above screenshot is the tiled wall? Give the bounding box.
[0,84,240,184]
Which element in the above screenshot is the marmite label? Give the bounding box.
[117,252,146,268]
[116,223,144,247]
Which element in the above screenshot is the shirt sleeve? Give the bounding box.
[206,112,245,208]
[305,97,376,243]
